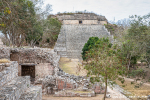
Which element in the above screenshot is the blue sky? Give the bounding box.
[44,0,150,21]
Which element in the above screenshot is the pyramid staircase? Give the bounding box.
[54,24,114,59]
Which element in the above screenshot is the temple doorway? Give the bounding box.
[21,64,35,82]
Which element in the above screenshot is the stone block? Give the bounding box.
[0,76,30,100]
[19,85,42,100]
[57,80,65,90]
[94,86,101,94]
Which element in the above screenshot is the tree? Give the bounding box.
[0,0,52,47]
[26,21,43,47]
[0,0,37,46]
[40,17,62,48]
[83,37,126,100]
[126,14,150,68]
[118,40,140,71]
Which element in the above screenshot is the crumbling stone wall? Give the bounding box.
[0,47,10,59]
[63,20,99,25]
[10,48,60,79]
[0,61,42,100]
[56,14,107,21]
[0,61,18,88]
[57,14,107,25]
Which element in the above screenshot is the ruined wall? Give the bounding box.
[56,14,107,21]
[0,61,18,88]
[0,61,42,100]
[0,47,10,59]
[82,20,98,24]
[10,48,60,79]
[63,20,79,24]
[0,39,3,47]
[99,21,107,25]
[63,20,98,25]
[35,63,54,78]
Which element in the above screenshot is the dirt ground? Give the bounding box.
[57,57,129,100]
[42,94,128,100]
[59,57,87,76]
[58,57,150,100]
[116,77,150,100]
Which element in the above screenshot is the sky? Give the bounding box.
[44,0,150,21]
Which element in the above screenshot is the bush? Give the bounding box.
[134,84,139,88]
[81,37,99,60]
[129,68,146,79]
[121,80,125,84]
[131,81,134,84]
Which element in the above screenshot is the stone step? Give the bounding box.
[54,24,114,59]
[18,85,42,100]
[57,51,67,56]
[0,76,30,100]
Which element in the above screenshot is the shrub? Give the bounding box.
[121,80,125,84]
[81,37,99,60]
[134,84,139,88]
[131,81,134,84]
[129,68,146,79]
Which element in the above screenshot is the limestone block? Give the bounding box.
[18,85,42,100]
[0,76,31,100]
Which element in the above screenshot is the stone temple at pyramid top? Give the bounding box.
[55,13,108,25]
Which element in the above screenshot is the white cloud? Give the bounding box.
[44,0,150,21]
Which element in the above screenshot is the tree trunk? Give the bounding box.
[103,74,107,100]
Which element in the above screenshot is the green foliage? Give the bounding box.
[0,0,39,46]
[83,37,127,100]
[41,17,62,47]
[129,68,147,79]
[148,77,150,82]
[134,84,139,88]
[127,14,150,68]
[131,81,134,84]
[118,77,125,84]
[81,37,99,60]
[0,0,54,47]
[26,21,43,46]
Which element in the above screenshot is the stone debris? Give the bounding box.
[53,90,95,97]
[148,95,150,100]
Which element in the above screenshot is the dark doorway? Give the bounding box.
[79,20,82,24]
[21,65,35,82]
